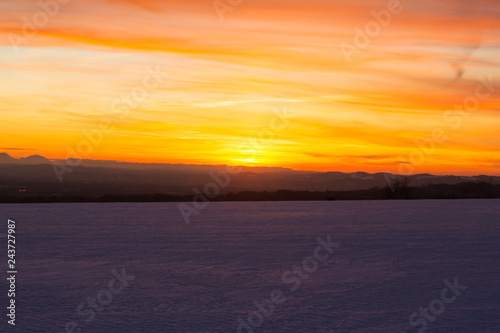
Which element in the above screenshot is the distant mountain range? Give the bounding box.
[1,152,500,201]
[0,152,50,165]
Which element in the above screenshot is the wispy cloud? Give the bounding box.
[194,98,304,108]
[0,148,37,151]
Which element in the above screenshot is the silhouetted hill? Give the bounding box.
[1,153,500,202]
[0,153,50,165]
[0,153,16,164]
[19,154,50,165]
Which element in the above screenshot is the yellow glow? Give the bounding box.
[233,158,260,164]
[0,1,499,175]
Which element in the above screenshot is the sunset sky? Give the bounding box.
[1,0,499,175]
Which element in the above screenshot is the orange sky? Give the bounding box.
[1,0,499,175]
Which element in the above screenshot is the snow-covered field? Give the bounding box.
[2,200,500,332]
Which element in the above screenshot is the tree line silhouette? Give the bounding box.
[1,181,500,203]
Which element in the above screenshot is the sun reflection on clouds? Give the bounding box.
[0,0,499,174]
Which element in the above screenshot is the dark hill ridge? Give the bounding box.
[19,154,50,164]
[0,152,499,200]
[0,152,17,163]
[0,153,50,165]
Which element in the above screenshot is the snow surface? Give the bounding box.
[1,199,500,332]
